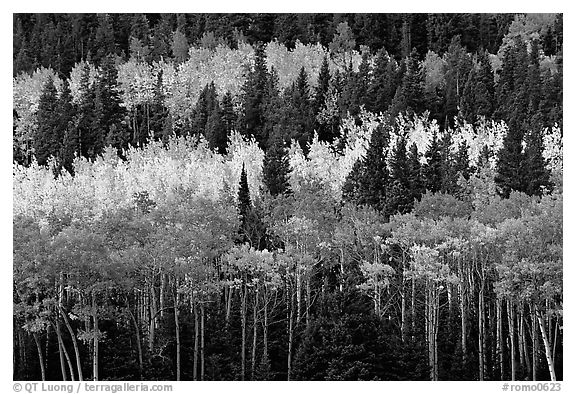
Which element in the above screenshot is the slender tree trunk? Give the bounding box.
[59,306,83,381]
[478,282,485,381]
[55,320,68,381]
[496,297,504,381]
[127,309,143,380]
[532,303,538,381]
[225,286,233,326]
[411,277,415,340]
[460,283,467,366]
[92,291,99,381]
[200,302,205,381]
[508,299,516,381]
[174,289,181,381]
[288,288,294,381]
[241,283,247,381]
[401,271,406,342]
[33,332,46,381]
[193,302,198,381]
[263,290,269,366]
[536,306,556,381]
[251,292,258,380]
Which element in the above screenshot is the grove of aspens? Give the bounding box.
[13,13,563,381]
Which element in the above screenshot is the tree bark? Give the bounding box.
[200,302,205,381]
[251,291,258,380]
[33,332,46,381]
[507,299,516,381]
[496,297,504,381]
[536,306,556,381]
[92,291,99,381]
[174,290,181,381]
[193,302,198,381]
[127,308,143,380]
[59,305,83,381]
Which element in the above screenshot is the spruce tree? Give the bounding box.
[407,142,424,202]
[33,76,61,166]
[238,163,252,234]
[262,136,291,197]
[522,129,551,196]
[386,134,413,215]
[241,44,269,148]
[495,124,525,198]
[423,130,443,193]
[342,123,390,214]
[390,48,425,116]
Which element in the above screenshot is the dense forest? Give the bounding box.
[13,13,563,381]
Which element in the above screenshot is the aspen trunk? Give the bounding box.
[263,291,269,364]
[193,302,198,381]
[200,302,205,381]
[56,320,68,381]
[251,292,258,380]
[59,305,83,381]
[92,292,99,381]
[241,283,247,380]
[531,303,538,381]
[507,299,516,381]
[478,285,486,381]
[400,272,406,342]
[496,297,504,381]
[411,277,415,340]
[33,332,46,381]
[225,286,233,325]
[536,307,556,381]
[127,309,143,380]
[174,291,181,381]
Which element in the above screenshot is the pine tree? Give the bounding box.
[149,69,169,143]
[386,134,413,215]
[206,101,227,154]
[241,44,269,148]
[342,123,390,214]
[423,130,443,193]
[33,76,62,166]
[407,142,424,202]
[262,136,291,197]
[367,49,398,114]
[390,48,425,116]
[522,129,551,196]
[290,67,314,150]
[238,163,252,232]
[495,124,525,198]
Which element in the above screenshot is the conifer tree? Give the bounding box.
[241,44,269,148]
[407,142,424,202]
[367,49,398,114]
[342,123,390,213]
[386,134,413,215]
[423,130,443,193]
[33,77,61,166]
[522,129,551,196]
[390,48,425,116]
[495,124,525,198]
[262,136,291,197]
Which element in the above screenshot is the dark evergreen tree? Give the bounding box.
[205,101,227,154]
[240,44,269,148]
[522,129,551,196]
[367,49,398,114]
[495,124,525,198]
[407,142,424,202]
[423,130,443,193]
[342,123,390,214]
[149,70,169,143]
[93,15,116,65]
[390,48,425,116]
[262,136,291,197]
[386,134,413,215]
[33,77,62,166]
